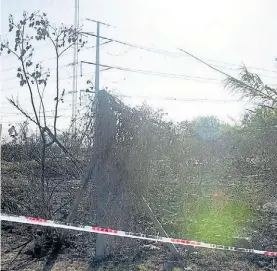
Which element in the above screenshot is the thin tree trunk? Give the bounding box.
[41,134,47,217]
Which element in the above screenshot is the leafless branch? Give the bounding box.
[53,198,74,215]
[178,48,276,103]
[8,98,38,126]
[48,178,66,204]
[44,127,82,172]
[53,54,59,138]
[8,239,33,267]
[35,78,47,127]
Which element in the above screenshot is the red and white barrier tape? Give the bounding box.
[1,213,276,257]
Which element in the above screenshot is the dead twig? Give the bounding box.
[8,239,33,269]
[4,239,32,253]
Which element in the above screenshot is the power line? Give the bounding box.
[86,18,115,28]
[106,47,130,57]
[2,59,224,102]
[204,60,277,75]
[83,32,277,75]
[81,61,221,83]
[0,62,248,110]
[3,18,275,75]
[116,94,242,103]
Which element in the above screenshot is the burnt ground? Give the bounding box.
[1,164,277,271]
[1,219,277,271]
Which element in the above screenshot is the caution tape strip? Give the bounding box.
[1,213,277,257]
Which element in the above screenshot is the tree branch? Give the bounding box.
[1,44,20,59]
[178,48,276,102]
[19,23,41,131]
[48,31,60,138]
[58,43,74,57]
[44,126,82,173]
[53,53,59,137]
[21,60,42,129]
[35,78,47,127]
[8,98,82,177]
[8,98,38,126]
[257,104,276,110]
[265,85,277,99]
[48,30,57,50]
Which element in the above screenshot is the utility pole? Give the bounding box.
[0,123,2,172]
[71,0,79,134]
[87,19,115,264]
[94,21,100,100]
[67,22,113,227]
[67,20,114,268]
[93,20,107,261]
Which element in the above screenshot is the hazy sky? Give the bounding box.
[1,0,277,136]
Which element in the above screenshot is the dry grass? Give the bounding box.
[51,261,88,271]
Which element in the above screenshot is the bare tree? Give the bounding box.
[1,11,85,217]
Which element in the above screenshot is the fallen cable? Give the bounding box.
[1,213,276,257]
